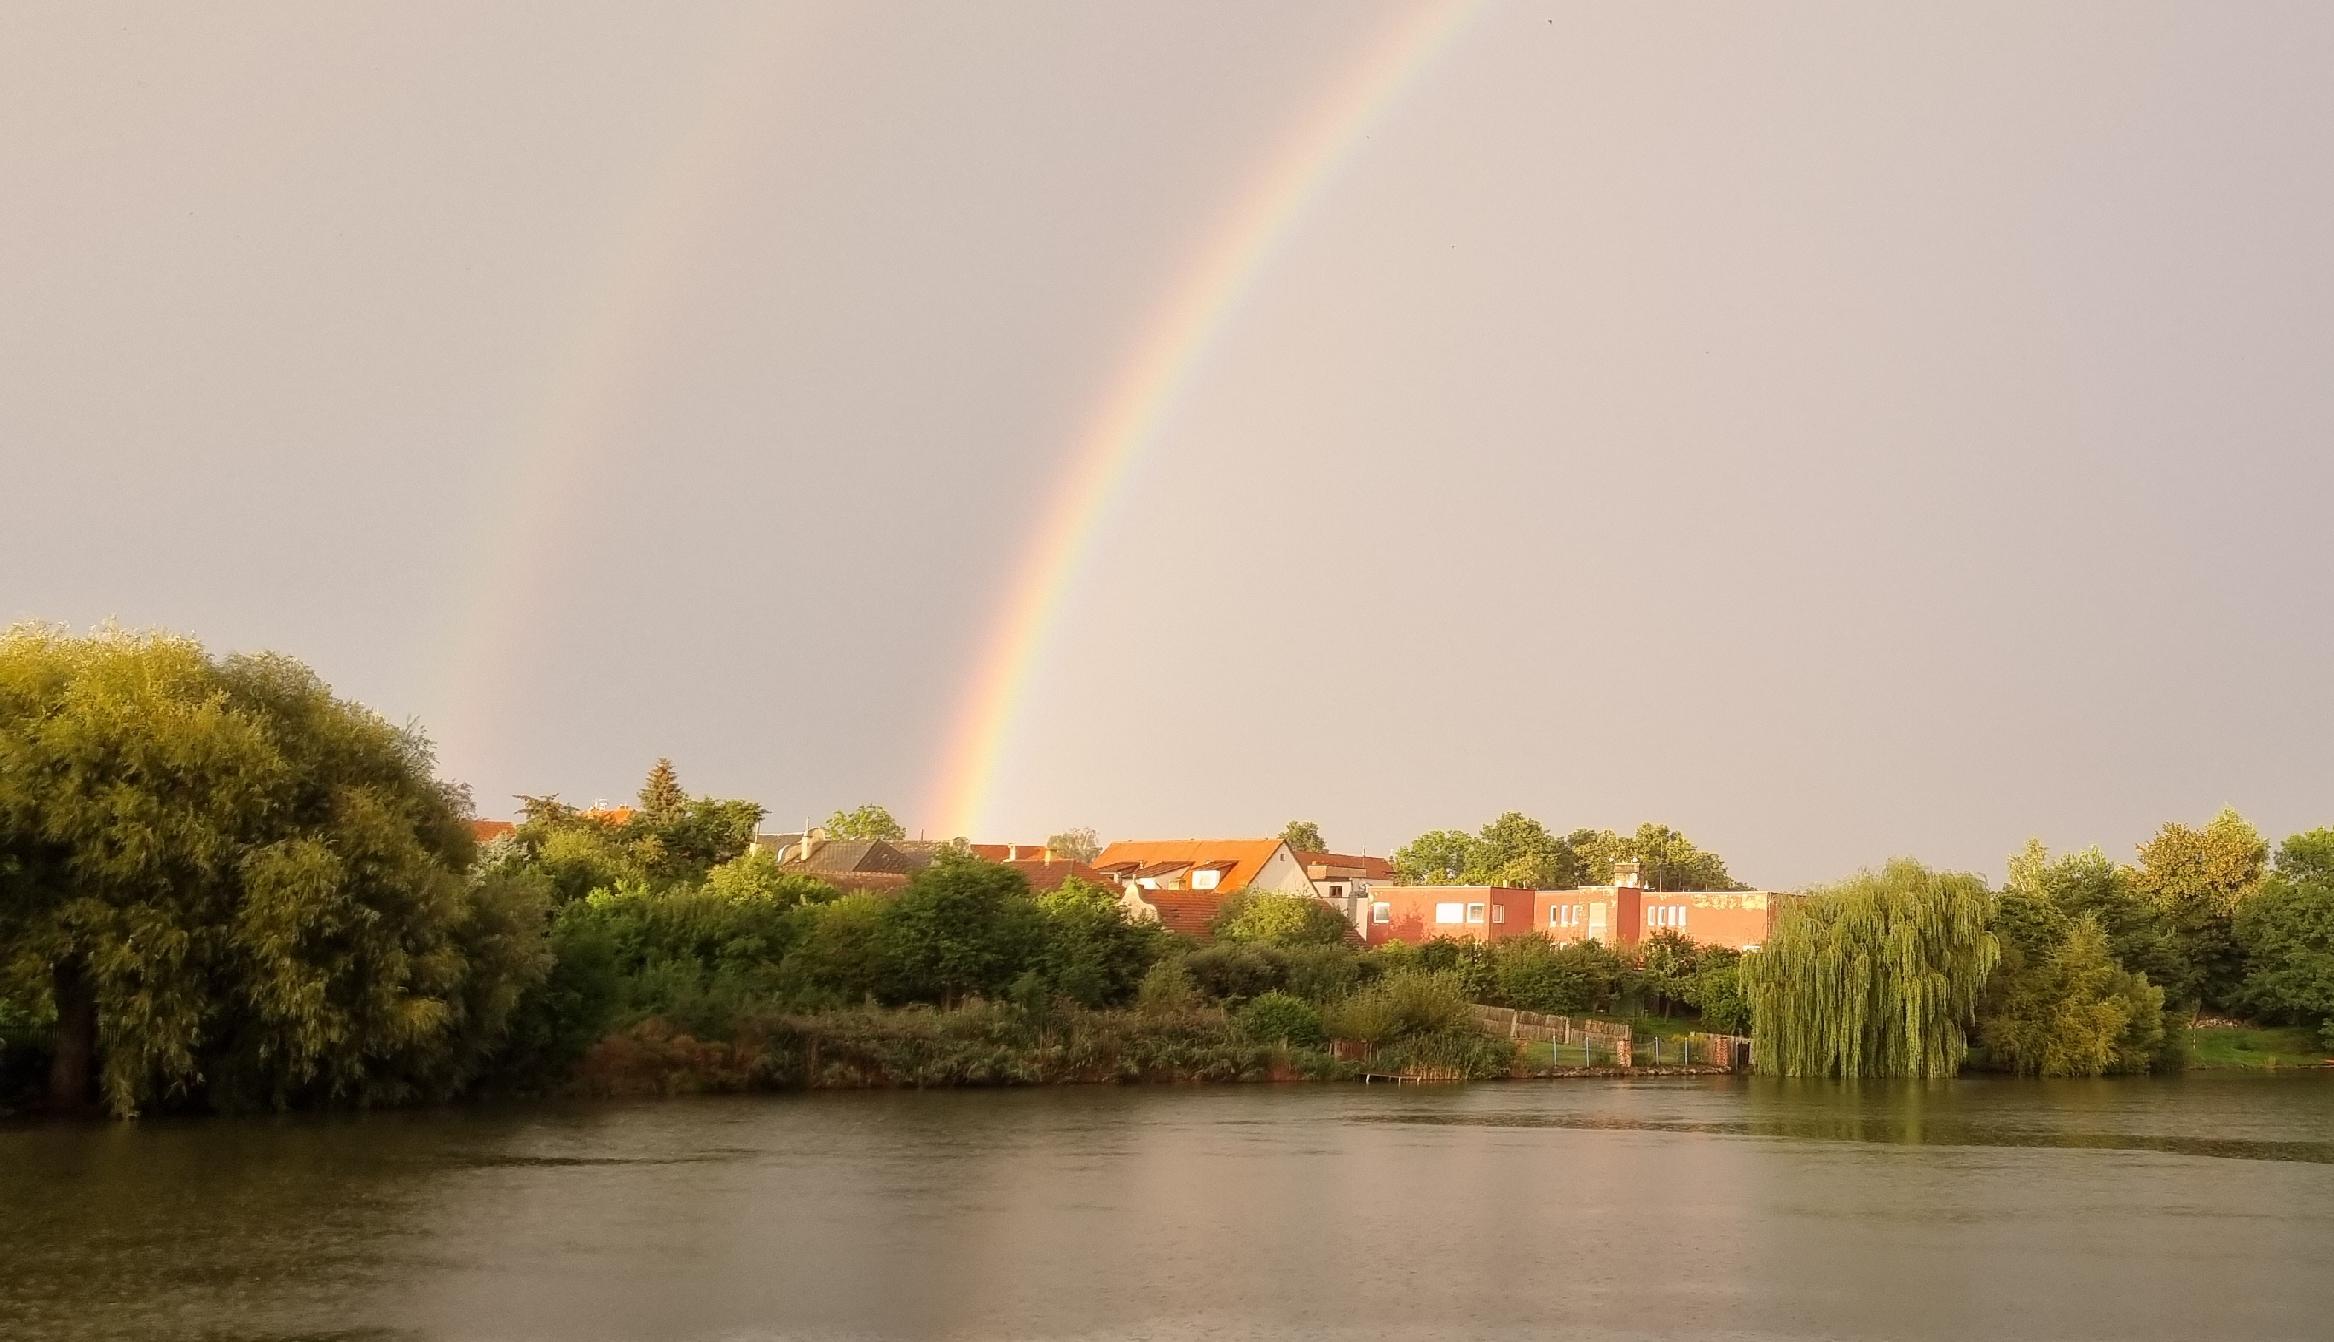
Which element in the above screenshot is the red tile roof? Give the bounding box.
[1091,839,1288,893]
[1130,889,1230,937]
[966,842,1049,862]
[472,819,516,843]
[1005,857,1108,892]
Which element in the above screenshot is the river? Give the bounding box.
[3,1074,2329,1340]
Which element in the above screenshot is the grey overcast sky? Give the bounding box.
[6,3,2332,888]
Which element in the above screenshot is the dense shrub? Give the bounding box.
[776,894,889,1008]
[1235,992,1326,1048]
[1487,936,1622,1014]
[1322,969,1472,1045]
[1135,956,1200,1014]
[1211,892,1354,947]
[566,1004,1356,1096]
[1371,1029,1517,1080]
[1687,952,1750,1034]
[1183,943,1286,1003]
[1280,943,1362,1004]
[1031,880,1162,1007]
[876,860,1041,1006]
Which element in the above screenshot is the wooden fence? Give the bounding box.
[1471,1006,1753,1071]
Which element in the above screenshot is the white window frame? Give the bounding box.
[1434,902,1465,925]
[1372,902,1391,924]
[1466,902,1486,924]
[1492,905,1505,924]
[1191,868,1221,890]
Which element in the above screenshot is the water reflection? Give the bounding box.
[2,1076,2329,1341]
[1363,1078,2334,1163]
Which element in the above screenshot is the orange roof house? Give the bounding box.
[1091,839,1307,894]
[1094,838,1320,937]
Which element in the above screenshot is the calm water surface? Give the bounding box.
[4,1075,2331,1340]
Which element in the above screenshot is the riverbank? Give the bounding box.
[2185,1024,2333,1070]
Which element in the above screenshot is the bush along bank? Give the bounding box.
[572,1004,1357,1096]
[568,969,1527,1098]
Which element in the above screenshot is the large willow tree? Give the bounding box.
[1745,859,1998,1078]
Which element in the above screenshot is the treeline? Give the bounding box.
[0,629,1527,1113]
[1751,817,2334,1078]
[1388,813,1741,891]
[10,629,2334,1111]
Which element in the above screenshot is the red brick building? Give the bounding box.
[1367,861,1791,952]
[1362,886,1538,946]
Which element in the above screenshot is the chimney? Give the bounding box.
[799,818,814,864]
[1612,858,1644,889]
[1007,843,1020,861]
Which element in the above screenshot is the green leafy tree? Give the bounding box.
[1278,820,1326,853]
[1393,829,1475,884]
[628,795,765,883]
[877,860,1039,1005]
[1211,891,1352,947]
[2131,809,2266,1010]
[1744,859,1998,1078]
[1634,928,1702,1017]
[637,759,685,820]
[2274,828,2334,886]
[0,626,537,1117]
[1031,878,1160,1007]
[1467,812,1589,888]
[776,894,891,1008]
[533,826,643,905]
[1573,823,1744,891]
[549,873,799,1037]
[1978,908,2165,1076]
[2232,831,2334,1030]
[2005,840,2186,1007]
[826,804,907,842]
[1687,951,1750,1034]
[1045,827,1102,863]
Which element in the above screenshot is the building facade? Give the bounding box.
[1367,861,1790,952]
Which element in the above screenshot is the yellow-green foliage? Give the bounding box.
[1745,859,1998,1078]
[1979,918,2164,1076]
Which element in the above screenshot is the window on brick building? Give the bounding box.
[1434,902,1464,924]
[1466,903,1485,924]
[1492,905,1505,924]
[1372,902,1391,924]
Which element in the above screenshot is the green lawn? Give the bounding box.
[2184,1024,2332,1070]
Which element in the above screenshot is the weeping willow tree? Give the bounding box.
[1744,859,1999,1078]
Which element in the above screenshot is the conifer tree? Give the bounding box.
[638,758,685,819]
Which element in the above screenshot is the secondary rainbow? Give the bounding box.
[438,7,802,771]
[927,1,1485,837]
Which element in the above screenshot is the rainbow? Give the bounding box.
[926,1,1485,837]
